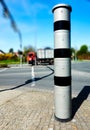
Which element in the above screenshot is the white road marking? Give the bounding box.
[31,66,35,87]
[0,68,8,72]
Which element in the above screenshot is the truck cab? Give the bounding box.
[27,52,36,65]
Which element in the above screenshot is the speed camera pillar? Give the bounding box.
[52,4,72,122]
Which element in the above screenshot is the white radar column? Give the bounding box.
[52,4,72,122]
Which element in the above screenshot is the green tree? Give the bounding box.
[23,45,36,62]
[77,44,88,55]
[71,47,75,54]
[44,47,52,50]
[9,48,14,53]
[80,45,88,53]
[76,44,90,60]
[23,45,35,54]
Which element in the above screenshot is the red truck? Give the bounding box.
[27,52,36,65]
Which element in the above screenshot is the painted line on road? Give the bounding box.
[31,66,35,87]
[0,68,8,72]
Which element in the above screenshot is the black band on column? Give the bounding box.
[54,20,70,31]
[54,76,71,86]
[54,48,71,58]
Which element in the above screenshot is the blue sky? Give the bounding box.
[0,0,90,52]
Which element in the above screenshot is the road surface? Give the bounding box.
[0,61,90,95]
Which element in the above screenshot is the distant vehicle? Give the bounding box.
[27,52,36,65]
[27,49,54,65]
[37,49,54,65]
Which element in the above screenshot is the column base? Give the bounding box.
[55,114,72,122]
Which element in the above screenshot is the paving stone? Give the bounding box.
[0,89,89,130]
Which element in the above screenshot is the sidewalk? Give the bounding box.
[0,88,89,130]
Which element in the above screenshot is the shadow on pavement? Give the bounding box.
[72,86,90,118]
[0,66,54,92]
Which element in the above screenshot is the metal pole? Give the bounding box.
[52,4,72,122]
[18,31,23,67]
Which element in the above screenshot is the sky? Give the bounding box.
[0,0,90,52]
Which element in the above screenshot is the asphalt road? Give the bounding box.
[71,61,90,95]
[0,61,90,95]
